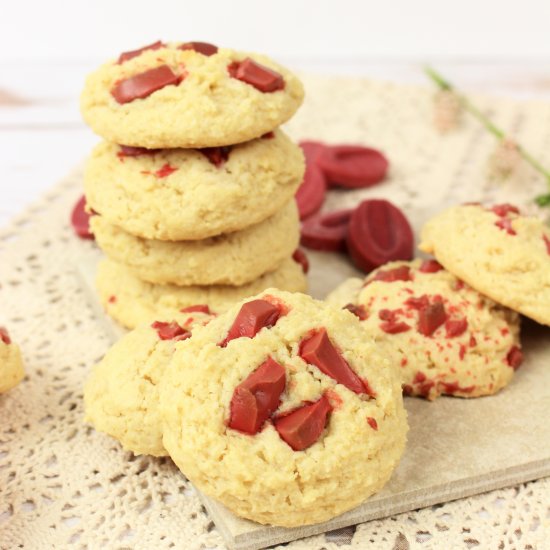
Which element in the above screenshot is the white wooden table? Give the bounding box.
[1,59,549,226]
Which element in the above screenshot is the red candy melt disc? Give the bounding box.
[295,142,329,220]
[71,196,94,240]
[318,145,389,188]
[346,199,413,273]
[300,209,353,252]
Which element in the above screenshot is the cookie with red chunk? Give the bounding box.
[81,43,304,148]
[0,327,24,394]
[84,310,213,456]
[420,204,550,326]
[160,289,407,527]
[327,259,521,400]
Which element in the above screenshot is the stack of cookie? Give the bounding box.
[80,41,307,329]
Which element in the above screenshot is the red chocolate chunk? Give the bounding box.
[108,295,117,304]
[199,146,231,167]
[445,318,468,338]
[367,417,378,430]
[491,203,520,217]
[292,249,310,274]
[300,209,352,252]
[417,301,447,336]
[419,259,443,273]
[262,131,275,139]
[118,41,164,64]
[506,346,523,370]
[347,200,414,273]
[229,357,286,434]
[439,381,475,395]
[180,304,211,314]
[274,394,332,451]
[179,41,218,56]
[154,163,178,178]
[220,299,282,347]
[111,65,182,104]
[495,218,516,235]
[543,234,550,256]
[343,303,368,321]
[318,145,389,189]
[71,196,95,240]
[370,265,412,284]
[299,328,367,394]
[402,384,413,396]
[379,320,411,334]
[228,58,285,92]
[405,295,430,310]
[151,321,191,341]
[0,327,11,345]
[469,335,477,347]
[117,145,159,158]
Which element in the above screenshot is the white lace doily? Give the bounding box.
[1,76,549,549]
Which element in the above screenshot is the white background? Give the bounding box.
[1,0,549,225]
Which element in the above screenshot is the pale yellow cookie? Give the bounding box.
[91,200,299,286]
[326,260,522,400]
[419,204,550,326]
[0,329,24,394]
[84,311,212,456]
[80,44,304,148]
[84,130,304,240]
[97,257,307,329]
[160,289,407,527]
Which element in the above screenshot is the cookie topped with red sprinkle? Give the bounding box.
[327,259,522,400]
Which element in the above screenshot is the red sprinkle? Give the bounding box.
[469,335,477,347]
[445,318,468,338]
[180,304,211,314]
[459,344,467,360]
[179,41,218,56]
[292,249,310,274]
[506,346,523,370]
[367,417,378,430]
[491,204,520,217]
[495,218,516,235]
[118,41,164,64]
[343,303,368,320]
[228,58,285,92]
[154,163,178,178]
[151,321,191,341]
[199,146,231,167]
[419,259,444,273]
[0,327,11,345]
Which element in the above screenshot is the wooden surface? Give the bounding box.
[1,59,550,226]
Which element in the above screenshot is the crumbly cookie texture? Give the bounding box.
[0,339,24,394]
[84,312,212,456]
[419,204,550,326]
[160,289,407,527]
[91,201,299,286]
[326,259,521,400]
[80,45,304,148]
[96,257,307,330]
[84,130,304,241]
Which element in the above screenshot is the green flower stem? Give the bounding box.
[424,66,550,202]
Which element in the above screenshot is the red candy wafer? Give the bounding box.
[295,142,328,220]
[274,394,332,451]
[117,41,164,64]
[228,58,285,92]
[318,145,388,188]
[111,65,182,104]
[300,209,352,252]
[346,199,413,273]
[71,196,94,240]
[179,41,218,56]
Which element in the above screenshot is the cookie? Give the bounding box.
[419,204,550,326]
[160,289,407,527]
[326,259,522,400]
[91,200,299,286]
[80,43,304,148]
[0,328,24,394]
[97,257,307,329]
[84,130,305,240]
[84,311,212,456]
